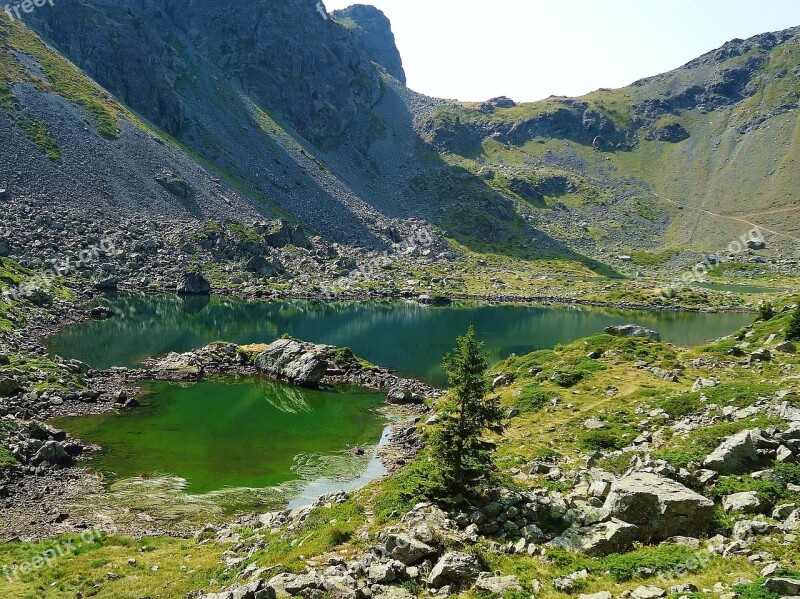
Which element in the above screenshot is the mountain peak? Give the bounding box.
[332,4,406,84]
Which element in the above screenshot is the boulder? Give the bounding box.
[254,339,329,387]
[604,324,662,341]
[631,586,666,599]
[763,578,800,596]
[551,519,640,556]
[703,428,774,474]
[383,533,436,565]
[553,570,588,593]
[154,169,194,199]
[777,341,797,353]
[386,387,419,405]
[32,441,74,468]
[723,491,765,514]
[473,573,523,594]
[370,586,415,599]
[89,306,115,319]
[260,220,312,249]
[603,473,714,540]
[428,551,481,588]
[178,272,211,295]
[0,376,23,397]
[580,593,612,599]
[0,237,10,257]
[267,572,324,598]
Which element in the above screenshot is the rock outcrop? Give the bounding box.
[254,339,330,387]
[603,473,715,541]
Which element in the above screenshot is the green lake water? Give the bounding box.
[53,378,387,495]
[45,293,753,386]
[45,294,752,501]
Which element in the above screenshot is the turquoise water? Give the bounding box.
[45,293,752,386]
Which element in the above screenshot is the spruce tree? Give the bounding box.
[787,302,800,341]
[433,326,505,491]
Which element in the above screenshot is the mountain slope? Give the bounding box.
[6,3,800,275]
[416,27,800,267]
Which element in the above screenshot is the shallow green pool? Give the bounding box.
[45,294,753,386]
[53,378,387,494]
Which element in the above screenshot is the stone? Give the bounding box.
[553,570,588,593]
[427,552,481,588]
[777,445,796,463]
[370,586,414,599]
[383,533,435,566]
[89,306,115,319]
[268,572,324,598]
[0,376,24,397]
[777,341,797,353]
[604,473,714,540]
[32,441,74,468]
[551,519,640,556]
[387,388,419,405]
[260,219,312,249]
[473,573,523,594]
[749,348,772,362]
[580,593,612,599]
[631,587,666,599]
[773,503,796,519]
[762,578,800,595]
[368,560,404,584]
[703,429,773,474]
[604,324,662,341]
[178,271,211,295]
[154,169,194,199]
[254,339,329,387]
[723,491,764,514]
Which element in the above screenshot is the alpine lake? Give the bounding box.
[44,293,752,518]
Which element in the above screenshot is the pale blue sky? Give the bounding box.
[323,0,800,102]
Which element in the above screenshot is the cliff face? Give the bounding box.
[23,0,384,145]
[333,4,406,84]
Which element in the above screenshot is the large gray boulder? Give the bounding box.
[383,533,436,565]
[178,271,211,295]
[32,441,74,468]
[428,551,481,588]
[604,473,714,541]
[703,428,776,474]
[722,491,765,514]
[763,578,800,596]
[254,339,329,387]
[604,324,662,341]
[268,572,324,598]
[551,519,640,556]
[473,573,523,594]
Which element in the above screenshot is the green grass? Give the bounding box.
[15,116,60,160]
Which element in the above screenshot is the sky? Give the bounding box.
[322,0,800,102]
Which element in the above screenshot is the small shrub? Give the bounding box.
[579,427,632,451]
[733,582,780,599]
[788,302,800,341]
[757,302,776,322]
[514,387,552,413]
